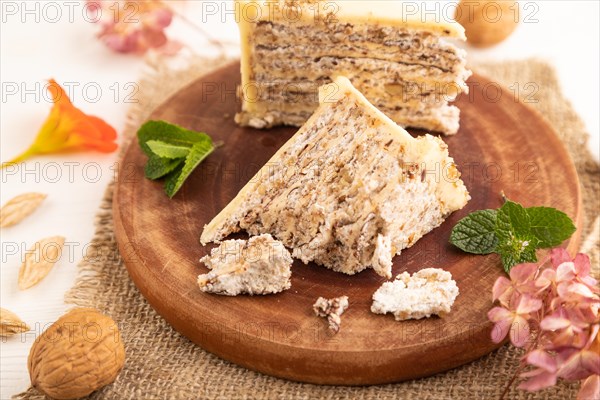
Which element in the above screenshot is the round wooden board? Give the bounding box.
[113,61,582,385]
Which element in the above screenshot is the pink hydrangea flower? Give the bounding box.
[518,349,558,391]
[489,294,542,347]
[493,262,539,307]
[86,1,179,54]
[489,248,600,398]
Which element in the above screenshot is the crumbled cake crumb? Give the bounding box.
[313,296,349,333]
[371,268,458,320]
[198,234,292,296]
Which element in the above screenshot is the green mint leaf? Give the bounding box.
[144,155,184,180]
[164,140,214,198]
[449,210,498,254]
[527,206,576,248]
[499,241,539,273]
[496,200,531,240]
[137,120,217,197]
[450,196,577,273]
[146,140,191,159]
[137,120,211,156]
[495,200,539,271]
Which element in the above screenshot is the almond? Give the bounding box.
[0,192,47,228]
[19,236,65,290]
[0,308,30,337]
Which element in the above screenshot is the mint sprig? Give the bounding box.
[137,120,216,198]
[450,198,576,272]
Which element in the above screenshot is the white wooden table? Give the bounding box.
[1,1,598,397]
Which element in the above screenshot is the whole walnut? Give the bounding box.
[455,0,519,47]
[28,308,125,400]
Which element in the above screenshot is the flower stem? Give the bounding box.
[500,330,543,400]
[0,147,36,169]
[500,362,524,400]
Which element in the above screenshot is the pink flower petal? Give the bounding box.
[549,296,564,312]
[580,276,600,293]
[488,306,513,322]
[573,253,591,276]
[553,328,589,349]
[516,295,543,314]
[558,350,600,381]
[140,29,168,49]
[556,347,579,363]
[488,307,513,343]
[556,261,576,281]
[569,307,598,328]
[518,370,558,391]
[145,8,173,29]
[551,248,572,268]
[558,282,597,302]
[526,349,558,372]
[535,268,556,291]
[493,277,512,302]
[578,375,600,400]
[540,315,572,331]
[576,309,600,329]
[102,33,135,53]
[510,315,531,347]
[520,368,545,378]
[507,291,523,311]
[510,262,539,284]
[570,283,596,299]
[574,331,593,348]
[581,352,600,376]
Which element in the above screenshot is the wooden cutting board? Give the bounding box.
[113,61,582,385]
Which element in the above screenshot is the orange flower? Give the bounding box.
[1,79,117,169]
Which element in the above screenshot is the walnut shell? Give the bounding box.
[28,308,125,400]
[455,0,519,47]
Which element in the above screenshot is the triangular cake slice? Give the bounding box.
[202,77,470,278]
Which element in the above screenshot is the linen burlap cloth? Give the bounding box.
[17,58,600,400]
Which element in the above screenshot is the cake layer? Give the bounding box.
[234,109,311,129]
[252,55,470,92]
[207,77,470,278]
[236,0,466,39]
[253,44,466,75]
[253,22,467,72]
[244,80,463,110]
[235,103,459,134]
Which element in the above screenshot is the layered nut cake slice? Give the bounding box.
[235,0,471,134]
[202,77,470,278]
